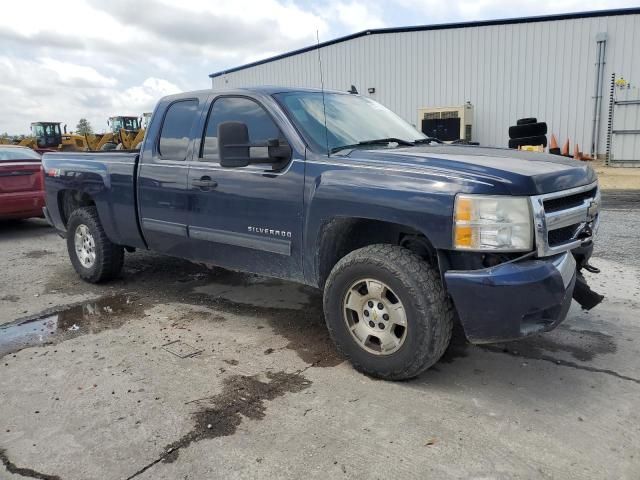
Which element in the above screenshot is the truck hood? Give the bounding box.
[344,145,597,195]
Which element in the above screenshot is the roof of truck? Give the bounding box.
[161,86,347,101]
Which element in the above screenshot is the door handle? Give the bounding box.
[192,176,218,190]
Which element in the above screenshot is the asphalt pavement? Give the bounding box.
[0,191,638,480]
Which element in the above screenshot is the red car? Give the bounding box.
[0,145,45,220]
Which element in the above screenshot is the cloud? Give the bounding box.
[39,58,117,88]
[0,0,638,134]
[112,78,181,114]
[320,1,385,32]
[86,0,327,58]
[395,0,638,23]
[0,54,178,135]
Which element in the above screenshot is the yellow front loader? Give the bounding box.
[88,116,142,150]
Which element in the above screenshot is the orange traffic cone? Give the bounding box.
[561,138,570,157]
[574,144,581,160]
[549,134,560,155]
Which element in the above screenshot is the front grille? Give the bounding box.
[531,181,600,256]
[543,186,597,213]
[548,223,580,246]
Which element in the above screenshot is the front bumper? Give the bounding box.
[444,252,576,344]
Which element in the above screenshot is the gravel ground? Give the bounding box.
[0,191,639,480]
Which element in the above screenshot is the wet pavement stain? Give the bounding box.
[491,328,616,362]
[162,371,311,463]
[23,249,53,259]
[190,293,342,367]
[0,294,144,359]
[0,448,61,480]
[38,252,342,368]
[175,271,343,368]
[263,296,343,368]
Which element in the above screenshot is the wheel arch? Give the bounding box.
[58,189,96,227]
[314,216,437,288]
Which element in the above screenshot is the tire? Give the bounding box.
[100,142,117,151]
[509,135,547,149]
[66,207,124,283]
[509,122,547,139]
[323,244,453,380]
[516,117,537,125]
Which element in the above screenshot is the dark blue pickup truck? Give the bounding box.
[42,87,602,380]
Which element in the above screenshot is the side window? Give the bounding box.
[201,97,281,162]
[159,100,199,160]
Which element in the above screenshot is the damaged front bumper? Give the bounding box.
[444,251,601,344]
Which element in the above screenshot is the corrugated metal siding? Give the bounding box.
[212,14,640,157]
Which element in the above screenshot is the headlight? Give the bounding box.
[453,194,532,251]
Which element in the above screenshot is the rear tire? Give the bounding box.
[323,244,453,380]
[516,117,537,125]
[509,122,547,139]
[508,135,548,149]
[66,207,124,283]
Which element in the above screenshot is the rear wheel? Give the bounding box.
[66,207,124,283]
[508,135,548,148]
[323,244,453,380]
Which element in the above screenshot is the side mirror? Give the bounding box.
[218,121,251,168]
[218,121,292,168]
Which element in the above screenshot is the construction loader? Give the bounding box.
[14,122,90,151]
[89,116,142,150]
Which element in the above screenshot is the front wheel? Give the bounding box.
[323,244,453,380]
[66,207,124,283]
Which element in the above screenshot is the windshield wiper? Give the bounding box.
[330,137,415,154]
[413,137,443,145]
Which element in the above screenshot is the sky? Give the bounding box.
[0,0,637,134]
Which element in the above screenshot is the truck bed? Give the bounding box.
[42,151,146,249]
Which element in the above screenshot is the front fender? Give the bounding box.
[302,157,505,284]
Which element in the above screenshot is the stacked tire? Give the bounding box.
[508,118,547,149]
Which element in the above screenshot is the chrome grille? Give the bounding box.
[530,182,600,257]
[543,186,598,213]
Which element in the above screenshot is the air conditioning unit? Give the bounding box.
[417,103,474,143]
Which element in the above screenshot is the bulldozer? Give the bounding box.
[6,122,90,151]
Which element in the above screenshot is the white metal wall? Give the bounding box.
[212,13,640,157]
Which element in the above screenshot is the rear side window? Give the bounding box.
[158,100,199,160]
[0,147,41,161]
[201,97,281,162]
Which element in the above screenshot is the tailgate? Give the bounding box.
[0,162,43,194]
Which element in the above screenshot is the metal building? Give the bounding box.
[210,8,640,164]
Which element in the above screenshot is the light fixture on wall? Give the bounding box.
[368,87,375,94]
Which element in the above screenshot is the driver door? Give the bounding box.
[187,95,305,280]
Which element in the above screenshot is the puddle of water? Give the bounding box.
[0,294,143,358]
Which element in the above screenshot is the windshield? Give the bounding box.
[275,92,425,154]
[122,117,140,130]
[111,118,123,132]
[32,124,60,137]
